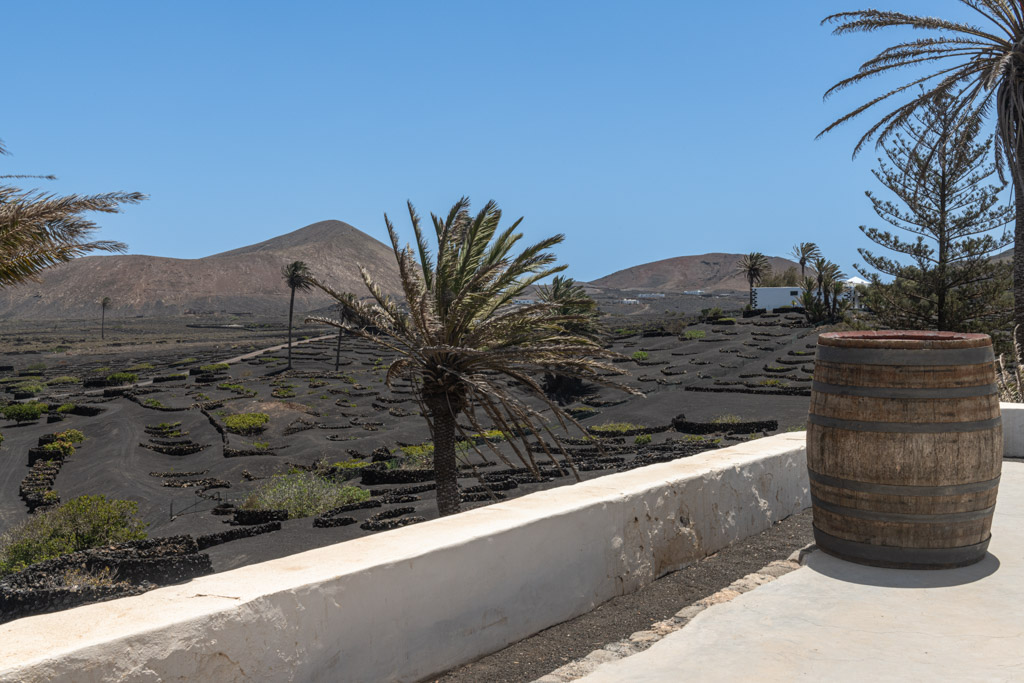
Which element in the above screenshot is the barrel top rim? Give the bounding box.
[818,331,991,350]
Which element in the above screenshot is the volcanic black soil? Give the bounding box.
[0,310,816,618]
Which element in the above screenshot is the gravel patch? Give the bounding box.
[434,509,813,683]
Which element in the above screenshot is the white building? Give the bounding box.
[512,299,535,305]
[751,286,802,310]
[621,298,640,305]
[844,276,868,309]
[637,293,666,299]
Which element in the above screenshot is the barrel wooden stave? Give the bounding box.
[807,331,1001,569]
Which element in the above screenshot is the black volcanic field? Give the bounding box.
[0,308,814,618]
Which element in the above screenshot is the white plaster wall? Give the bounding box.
[0,433,809,683]
[1002,402,1024,459]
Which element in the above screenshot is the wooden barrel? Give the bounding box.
[807,331,1001,569]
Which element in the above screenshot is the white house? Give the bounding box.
[621,298,640,305]
[751,286,802,310]
[844,276,868,309]
[512,299,535,305]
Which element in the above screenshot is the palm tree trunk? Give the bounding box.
[426,397,461,517]
[101,308,105,340]
[335,328,342,371]
[1015,183,1024,333]
[287,287,295,370]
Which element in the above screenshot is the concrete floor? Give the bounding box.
[579,461,1024,683]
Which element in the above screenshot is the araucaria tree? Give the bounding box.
[307,198,638,517]
[101,297,111,340]
[0,139,144,288]
[857,97,1013,332]
[282,261,312,370]
[819,3,1024,331]
[735,252,770,307]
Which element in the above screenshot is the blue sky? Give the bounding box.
[2,1,1005,282]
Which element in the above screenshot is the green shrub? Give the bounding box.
[171,357,197,367]
[634,434,652,446]
[240,472,369,519]
[218,383,256,397]
[0,495,147,576]
[711,414,742,424]
[25,362,46,373]
[200,363,230,373]
[142,398,166,409]
[11,381,45,395]
[106,372,138,385]
[272,387,296,399]
[90,366,112,375]
[40,440,75,459]
[717,317,736,323]
[2,403,47,424]
[127,363,154,372]
[55,429,85,444]
[56,403,76,414]
[46,376,79,386]
[589,422,645,435]
[759,378,787,387]
[631,350,650,361]
[684,330,706,340]
[0,432,4,447]
[224,412,269,435]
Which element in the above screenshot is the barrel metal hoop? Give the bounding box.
[807,469,1001,497]
[813,527,991,569]
[816,345,994,366]
[811,494,996,524]
[807,414,1001,433]
[811,381,998,399]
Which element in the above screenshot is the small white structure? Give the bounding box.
[844,276,868,309]
[637,293,666,299]
[752,286,802,310]
[621,298,640,305]
[683,290,705,296]
[512,299,535,305]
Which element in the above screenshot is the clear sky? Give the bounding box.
[2,1,1005,283]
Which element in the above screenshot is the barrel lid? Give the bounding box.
[818,330,991,350]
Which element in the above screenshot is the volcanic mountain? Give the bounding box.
[0,220,402,319]
[588,253,803,293]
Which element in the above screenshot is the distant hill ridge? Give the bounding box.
[0,220,402,320]
[588,253,803,293]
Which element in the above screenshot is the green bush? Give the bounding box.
[56,403,76,414]
[46,376,79,386]
[41,440,75,459]
[634,434,652,446]
[55,429,85,444]
[0,495,147,576]
[26,362,46,373]
[589,422,645,435]
[224,412,269,435]
[171,357,197,367]
[684,330,706,340]
[218,383,256,397]
[631,350,650,361]
[2,402,47,424]
[106,372,138,385]
[717,317,737,323]
[127,363,154,372]
[759,378,787,387]
[11,381,45,395]
[142,398,166,409]
[712,414,742,424]
[200,363,230,373]
[240,472,369,519]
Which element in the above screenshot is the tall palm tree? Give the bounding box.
[736,252,771,307]
[100,297,111,340]
[1,138,144,287]
[789,242,821,280]
[818,3,1024,328]
[282,260,312,370]
[812,256,846,313]
[307,198,638,517]
[537,275,600,341]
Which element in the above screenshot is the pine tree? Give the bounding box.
[857,96,1013,332]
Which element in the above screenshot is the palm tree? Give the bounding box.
[789,242,821,280]
[537,275,600,341]
[736,252,771,308]
[812,256,846,313]
[1,138,144,288]
[100,297,111,340]
[307,198,638,517]
[818,4,1024,329]
[282,261,312,370]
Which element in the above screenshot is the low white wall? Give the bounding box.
[1002,402,1024,459]
[0,433,809,683]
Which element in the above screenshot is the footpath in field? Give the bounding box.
[573,461,1024,682]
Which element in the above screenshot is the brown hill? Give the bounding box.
[0,220,402,320]
[588,253,803,293]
